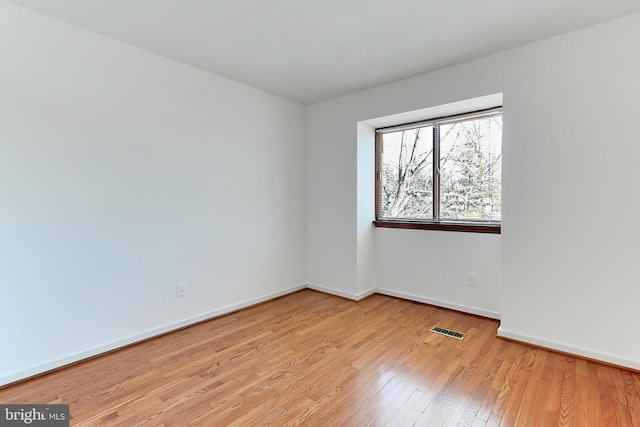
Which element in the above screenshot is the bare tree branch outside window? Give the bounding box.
[379,113,502,222]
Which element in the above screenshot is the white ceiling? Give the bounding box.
[7,0,640,104]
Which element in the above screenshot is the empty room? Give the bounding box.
[1,0,639,425]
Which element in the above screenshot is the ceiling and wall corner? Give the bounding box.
[4,0,640,104]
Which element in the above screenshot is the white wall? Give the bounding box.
[498,13,640,369]
[306,13,640,368]
[0,2,306,385]
[306,61,505,309]
[355,123,376,296]
[305,102,358,297]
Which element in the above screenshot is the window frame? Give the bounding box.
[374,107,502,234]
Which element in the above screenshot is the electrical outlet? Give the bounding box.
[467,273,478,287]
[176,282,187,297]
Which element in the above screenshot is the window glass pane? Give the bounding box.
[439,114,502,221]
[380,127,433,219]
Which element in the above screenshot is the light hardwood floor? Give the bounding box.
[1,289,639,426]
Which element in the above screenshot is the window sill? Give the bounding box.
[373,220,501,234]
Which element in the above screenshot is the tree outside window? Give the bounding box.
[376,109,502,233]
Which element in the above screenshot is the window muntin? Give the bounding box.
[375,108,502,232]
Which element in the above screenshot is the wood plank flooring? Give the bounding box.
[1,289,639,426]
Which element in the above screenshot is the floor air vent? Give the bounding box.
[429,326,467,340]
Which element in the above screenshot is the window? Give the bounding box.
[374,107,502,233]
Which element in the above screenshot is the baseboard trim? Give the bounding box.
[22,285,639,387]
[305,285,500,319]
[0,284,306,388]
[375,288,501,320]
[305,283,374,301]
[497,327,640,372]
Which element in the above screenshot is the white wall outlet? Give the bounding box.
[467,273,478,287]
[176,282,187,297]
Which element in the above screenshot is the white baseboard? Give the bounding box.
[307,285,500,319]
[0,284,306,388]
[374,288,501,320]
[497,327,640,371]
[305,283,374,301]
[26,284,637,387]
